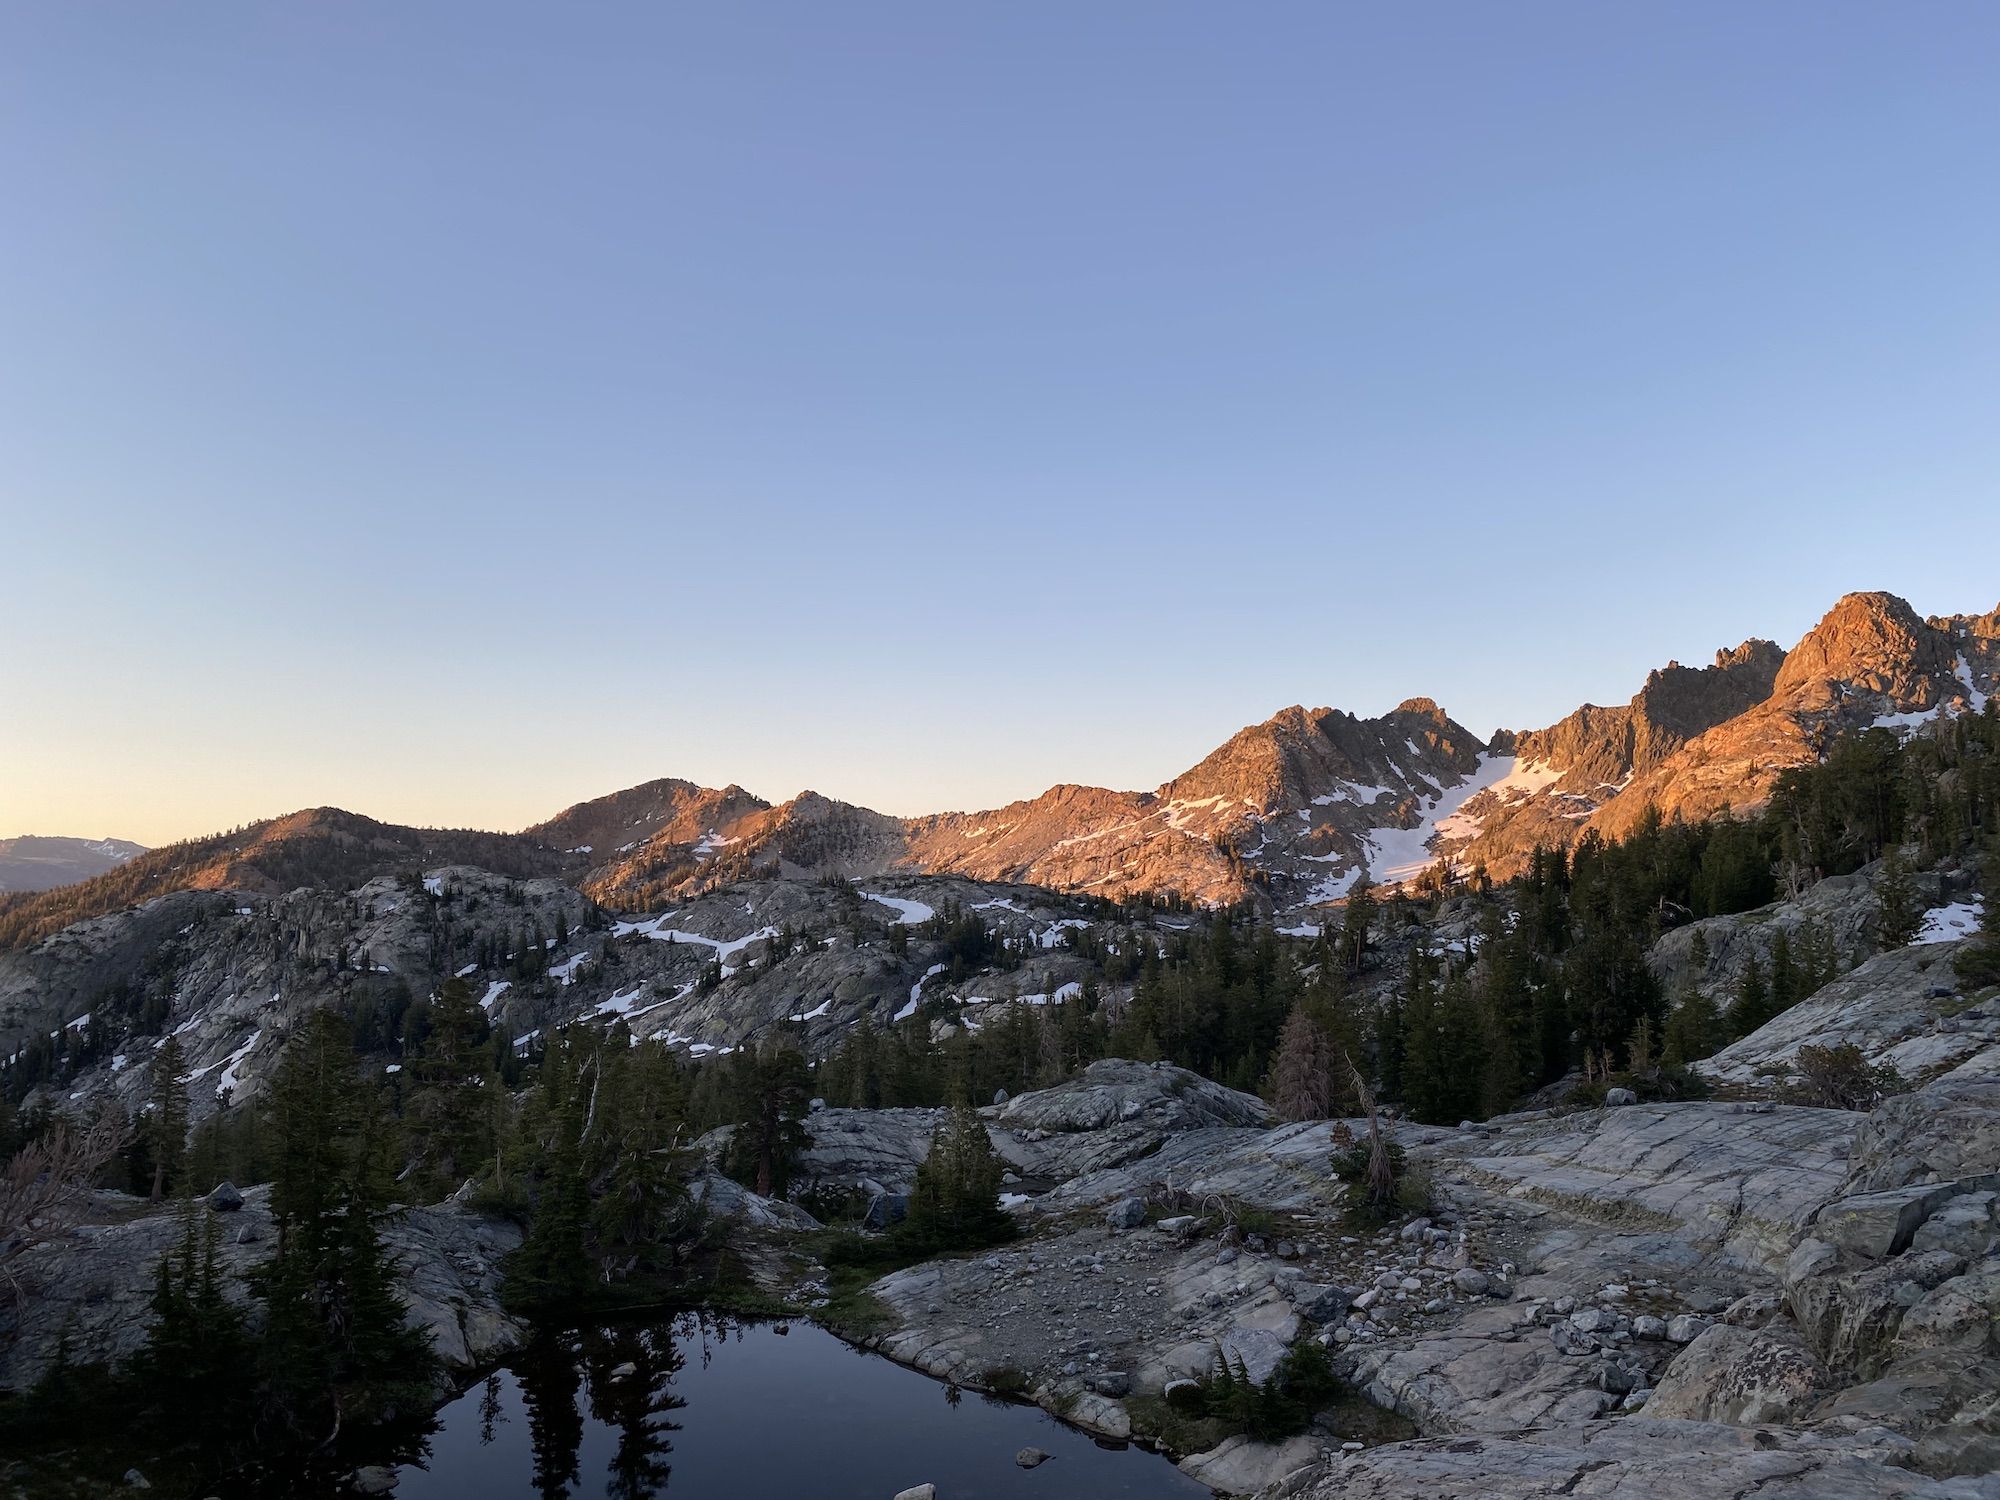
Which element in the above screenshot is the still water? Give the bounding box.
[392,1315,1212,1499]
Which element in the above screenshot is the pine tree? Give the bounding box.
[129,1197,253,1460]
[1874,848,1923,948]
[258,1010,435,1430]
[1769,928,1803,1014]
[1662,988,1720,1065]
[146,1035,191,1200]
[1339,879,1376,975]
[906,1100,1010,1251]
[1268,1004,1335,1121]
[724,1041,810,1198]
[405,976,491,1195]
[1726,955,1772,1039]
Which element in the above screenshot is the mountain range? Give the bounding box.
[0,836,146,894]
[3,589,1992,950]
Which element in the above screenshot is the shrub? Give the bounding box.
[1789,1043,1905,1111]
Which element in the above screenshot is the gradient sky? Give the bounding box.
[4,4,1997,847]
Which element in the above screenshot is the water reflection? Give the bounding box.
[393,1315,1212,1499]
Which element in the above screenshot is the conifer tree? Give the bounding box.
[1661,988,1720,1065]
[129,1197,253,1459]
[1339,879,1376,975]
[1268,1004,1335,1121]
[724,1040,810,1197]
[1726,954,1772,1039]
[258,1009,434,1430]
[1874,848,1923,948]
[406,976,491,1195]
[906,1099,1010,1251]
[145,1035,191,1200]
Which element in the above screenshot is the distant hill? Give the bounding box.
[0,811,578,950]
[0,836,146,894]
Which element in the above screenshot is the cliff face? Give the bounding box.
[1587,594,1991,841]
[1446,638,1786,875]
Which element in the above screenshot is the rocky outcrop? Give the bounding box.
[1846,1079,2000,1193]
[1697,940,2000,1090]
[1281,1417,2000,1499]
[3,872,1218,1124]
[1644,1323,1830,1423]
[831,1061,2000,1495]
[995,1058,1273,1134]
[1444,1101,1859,1272]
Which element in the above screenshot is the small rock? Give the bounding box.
[1294,1283,1353,1324]
[1604,1087,1638,1107]
[1015,1447,1050,1468]
[206,1182,243,1213]
[350,1468,397,1496]
[1105,1197,1148,1232]
[1090,1371,1131,1397]
[1721,1292,1781,1327]
[1452,1268,1490,1297]
[1631,1315,1668,1341]
[893,1487,937,1500]
[994,1088,1011,1106]
[1665,1314,1709,1345]
[123,1472,152,1492]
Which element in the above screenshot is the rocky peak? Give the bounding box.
[1771,591,1953,707]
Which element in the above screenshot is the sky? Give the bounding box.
[3,3,1997,847]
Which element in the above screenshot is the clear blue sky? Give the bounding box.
[3,3,1996,846]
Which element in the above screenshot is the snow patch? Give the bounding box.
[897,963,948,1022]
[1037,919,1091,949]
[1914,901,1983,946]
[1313,783,1392,807]
[862,892,935,925]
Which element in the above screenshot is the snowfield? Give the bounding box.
[1363,753,1552,885]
